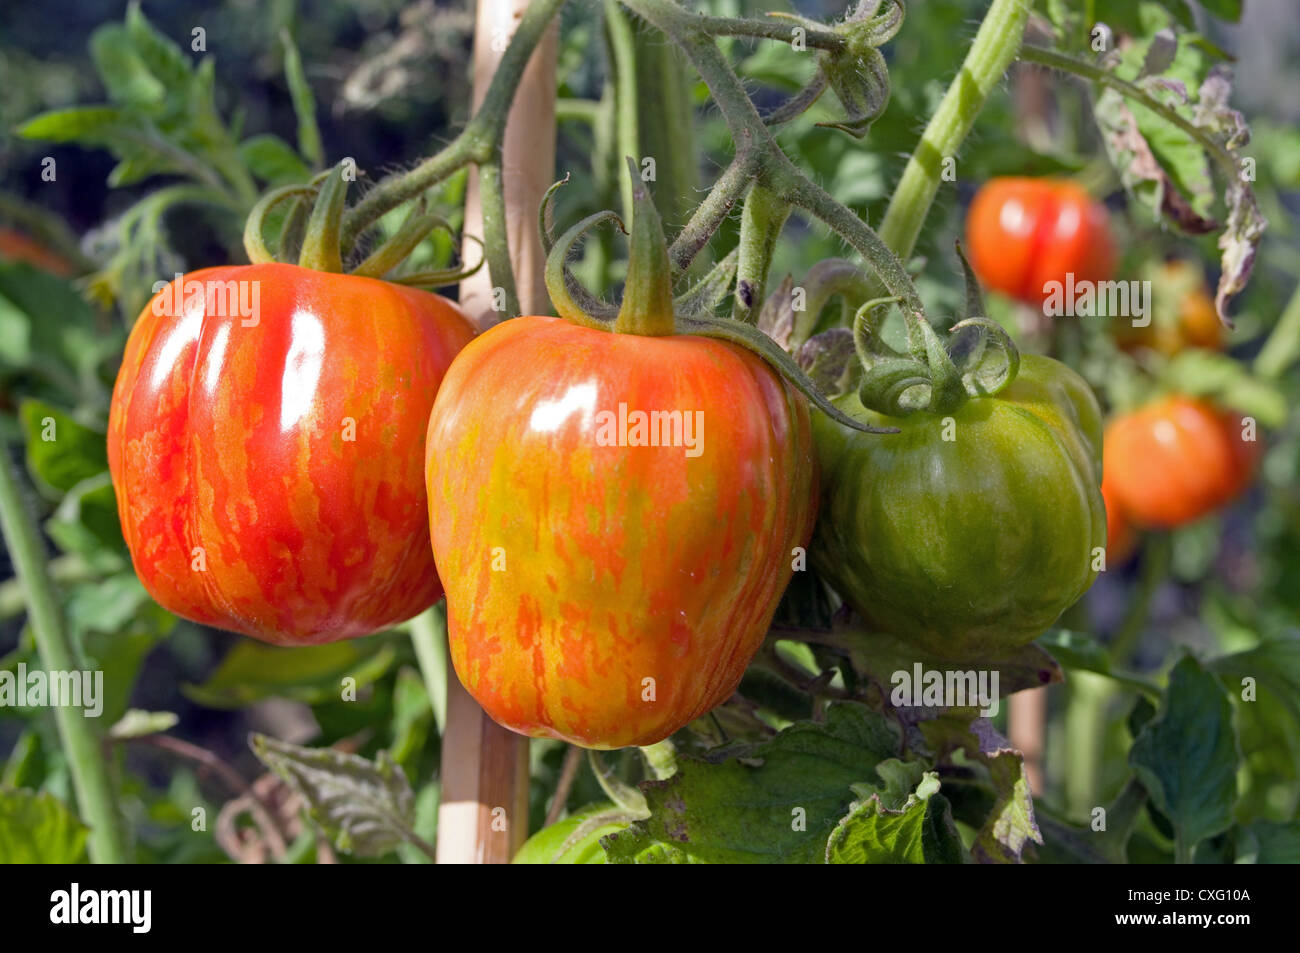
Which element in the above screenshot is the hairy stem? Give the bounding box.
[339,0,567,251]
[876,0,1034,263]
[0,451,128,863]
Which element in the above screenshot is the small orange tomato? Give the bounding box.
[0,225,75,276]
[1103,397,1258,530]
[1116,261,1222,355]
[966,177,1115,307]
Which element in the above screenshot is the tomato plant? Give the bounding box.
[0,0,1295,878]
[965,177,1116,306]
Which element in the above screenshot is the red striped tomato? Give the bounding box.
[108,263,473,644]
[426,315,817,749]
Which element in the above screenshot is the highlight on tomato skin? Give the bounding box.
[424,314,818,750]
[965,177,1116,307]
[1102,396,1260,531]
[107,262,475,645]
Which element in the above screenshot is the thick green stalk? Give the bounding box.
[409,604,449,732]
[732,183,791,323]
[0,451,128,863]
[1254,280,1300,379]
[876,0,1034,262]
[606,1,642,223]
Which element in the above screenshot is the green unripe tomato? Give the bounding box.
[811,354,1105,658]
[512,803,630,864]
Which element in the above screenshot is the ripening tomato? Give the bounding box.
[1103,396,1258,530]
[966,178,1115,306]
[1115,260,1222,356]
[0,226,75,276]
[108,263,474,644]
[426,315,817,749]
[811,354,1105,658]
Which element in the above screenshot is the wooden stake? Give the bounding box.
[435,0,557,865]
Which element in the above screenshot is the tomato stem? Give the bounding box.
[733,183,792,325]
[298,162,350,273]
[874,0,1033,269]
[0,449,129,863]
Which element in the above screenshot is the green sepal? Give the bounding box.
[243,182,317,264]
[298,161,350,273]
[856,356,933,417]
[543,208,623,329]
[613,157,675,336]
[351,202,466,280]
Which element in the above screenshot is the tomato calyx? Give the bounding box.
[848,242,1022,417]
[241,161,482,288]
[540,164,896,434]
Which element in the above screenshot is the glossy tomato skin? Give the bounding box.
[966,178,1115,306]
[812,354,1105,658]
[108,263,474,644]
[426,315,817,749]
[1103,397,1257,529]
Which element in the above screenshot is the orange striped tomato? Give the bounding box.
[425,315,817,749]
[108,263,473,644]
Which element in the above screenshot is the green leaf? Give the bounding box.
[251,735,419,858]
[1236,820,1300,863]
[918,714,1042,862]
[238,134,311,186]
[827,764,960,863]
[1209,635,1300,722]
[91,24,166,108]
[1129,655,1239,854]
[46,472,126,560]
[1037,629,1161,696]
[0,789,89,863]
[18,401,108,495]
[603,702,913,863]
[183,637,398,708]
[125,1,193,96]
[17,106,128,143]
[280,29,323,168]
